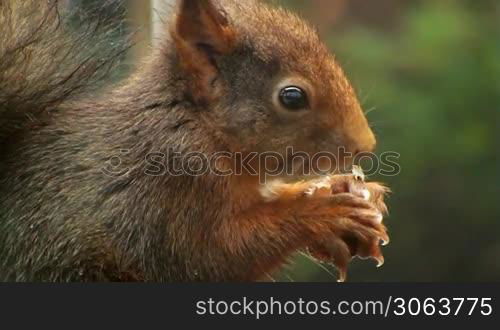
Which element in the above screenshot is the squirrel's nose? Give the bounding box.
[355,129,377,154]
[344,124,377,155]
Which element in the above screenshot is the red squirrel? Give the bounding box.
[0,0,389,281]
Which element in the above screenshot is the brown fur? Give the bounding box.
[0,0,386,282]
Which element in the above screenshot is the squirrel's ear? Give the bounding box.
[173,0,236,104]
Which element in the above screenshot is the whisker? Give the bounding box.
[284,273,295,282]
[369,120,392,129]
[364,106,377,116]
[359,84,376,106]
[300,252,337,280]
[265,272,276,282]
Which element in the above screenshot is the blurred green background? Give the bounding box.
[80,0,499,281]
[277,0,500,281]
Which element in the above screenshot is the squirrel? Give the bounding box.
[0,0,390,282]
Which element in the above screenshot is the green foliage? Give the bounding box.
[283,0,500,281]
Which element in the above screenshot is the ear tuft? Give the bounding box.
[176,0,236,54]
[172,0,236,104]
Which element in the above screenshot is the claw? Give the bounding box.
[337,270,347,283]
[375,255,385,268]
[377,228,390,246]
[352,165,365,182]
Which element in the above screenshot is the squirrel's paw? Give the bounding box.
[304,176,336,198]
[301,175,390,282]
[306,209,388,282]
[258,173,390,281]
[305,174,389,218]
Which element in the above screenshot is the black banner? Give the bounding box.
[0,283,497,326]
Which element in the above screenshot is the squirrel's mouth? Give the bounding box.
[275,159,358,184]
[285,153,357,180]
[272,164,365,186]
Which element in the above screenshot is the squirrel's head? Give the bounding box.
[169,0,376,175]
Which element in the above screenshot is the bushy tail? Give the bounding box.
[0,0,131,141]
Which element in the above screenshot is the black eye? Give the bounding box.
[279,86,309,111]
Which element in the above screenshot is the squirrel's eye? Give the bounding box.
[279,86,309,111]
